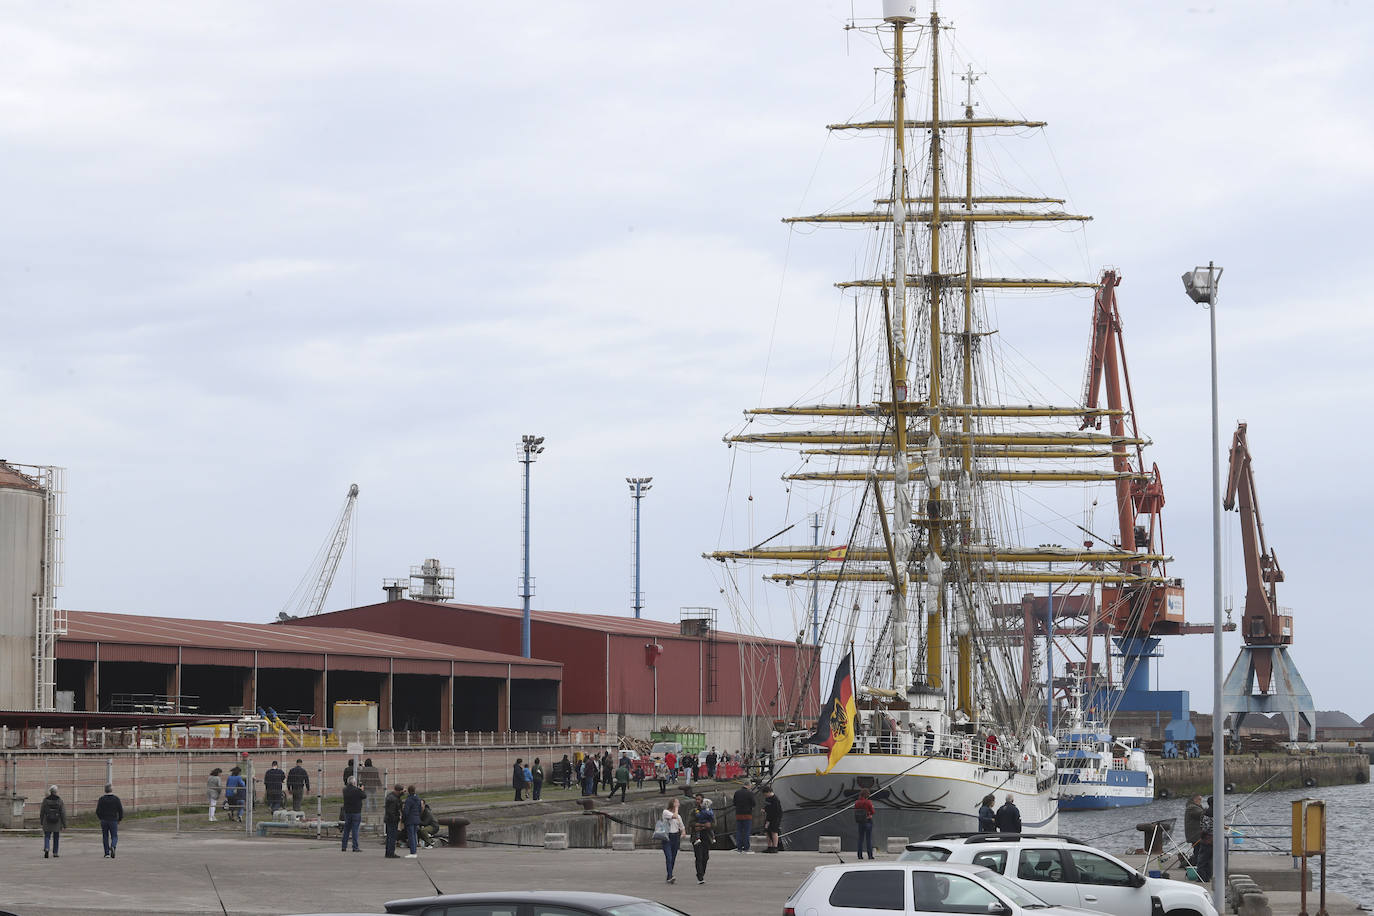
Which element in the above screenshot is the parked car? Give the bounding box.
[898,834,1216,916]
[784,861,1090,916]
[382,890,686,916]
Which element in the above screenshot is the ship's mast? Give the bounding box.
[956,64,982,719]
[924,7,946,693]
[886,5,914,696]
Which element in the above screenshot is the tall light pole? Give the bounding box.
[627,477,652,618]
[519,435,545,658]
[1183,263,1224,903]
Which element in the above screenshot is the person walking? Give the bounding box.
[96,783,124,858]
[341,776,366,852]
[402,785,423,858]
[995,794,1021,833]
[287,758,310,811]
[683,753,694,788]
[359,758,382,814]
[853,788,876,860]
[655,760,669,795]
[659,796,686,884]
[512,758,526,801]
[531,758,544,801]
[978,794,997,833]
[383,783,403,859]
[732,784,756,853]
[205,767,224,822]
[609,759,630,802]
[762,786,783,853]
[263,760,286,813]
[664,750,677,783]
[601,754,613,794]
[225,767,246,822]
[40,786,66,858]
[690,794,715,884]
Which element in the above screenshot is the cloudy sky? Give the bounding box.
[3,1,1371,717]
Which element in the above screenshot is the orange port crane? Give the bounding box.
[1220,422,1314,744]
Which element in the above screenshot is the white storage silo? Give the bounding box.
[0,461,63,710]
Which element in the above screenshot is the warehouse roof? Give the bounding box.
[59,610,562,670]
[306,599,804,649]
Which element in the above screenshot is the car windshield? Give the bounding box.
[977,870,1052,908]
[605,903,687,916]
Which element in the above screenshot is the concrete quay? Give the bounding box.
[0,828,1364,916]
[1153,754,1368,797]
[0,829,826,916]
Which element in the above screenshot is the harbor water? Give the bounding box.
[1060,765,1373,904]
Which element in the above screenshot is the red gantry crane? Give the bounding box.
[1221,422,1315,745]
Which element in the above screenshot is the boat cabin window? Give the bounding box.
[829,869,904,910]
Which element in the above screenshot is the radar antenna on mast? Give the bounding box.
[278,484,360,620]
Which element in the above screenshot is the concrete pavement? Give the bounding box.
[0,827,827,916]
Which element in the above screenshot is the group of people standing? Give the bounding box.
[511,757,545,800]
[976,794,1023,834]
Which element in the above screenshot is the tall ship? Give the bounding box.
[708,1,1181,851]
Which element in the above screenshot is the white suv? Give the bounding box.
[784,861,1092,916]
[898,834,1216,916]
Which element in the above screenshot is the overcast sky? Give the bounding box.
[3,1,1371,718]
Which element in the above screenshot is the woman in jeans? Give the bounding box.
[660,797,686,884]
[853,788,876,860]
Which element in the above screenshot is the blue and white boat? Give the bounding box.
[1055,694,1154,810]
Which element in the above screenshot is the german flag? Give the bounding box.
[809,650,857,773]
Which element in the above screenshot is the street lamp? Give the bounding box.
[627,477,653,619]
[1182,262,1224,904]
[518,435,545,658]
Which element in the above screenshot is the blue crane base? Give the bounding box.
[1091,636,1200,758]
[1222,645,1316,748]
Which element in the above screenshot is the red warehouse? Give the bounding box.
[292,600,820,751]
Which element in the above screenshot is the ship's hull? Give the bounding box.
[1056,769,1154,810]
[771,751,1058,851]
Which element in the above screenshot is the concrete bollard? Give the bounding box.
[818,836,842,854]
[1238,891,1271,916]
[885,837,910,854]
[611,833,635,851]
[544,832,569,850]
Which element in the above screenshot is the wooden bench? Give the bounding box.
[436,815,470,847]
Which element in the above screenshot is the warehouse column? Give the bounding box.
[440,667,454,733]
[379,664,393,731]
[497,665,511,733]
[313,656,328,728]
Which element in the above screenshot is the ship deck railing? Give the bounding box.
[776,729,1016,769]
